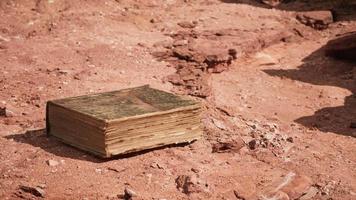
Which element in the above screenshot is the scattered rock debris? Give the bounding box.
[153,28,290,97]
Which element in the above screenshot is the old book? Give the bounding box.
[46,85,202,158]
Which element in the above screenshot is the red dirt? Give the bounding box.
[0,0,355,200]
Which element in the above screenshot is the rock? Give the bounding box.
[280,174,313,199]
[248,139,259,150]
[37,184,47,189]
[234,190,247,200]
[261,0,283,7]
[254,52,278,66]
[0,107,5,116]
[0,106,16,117]
[19,185,46,198]
[299,186,319,200]
[46,159,59,167]
[175,175,208,195]
[286,137,294,143]
[212,139,245,153]
[177,21,197,29]
[124,188,137,199]
[296,11,333,30]
[211,118,227,130]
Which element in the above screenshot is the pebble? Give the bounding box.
[46,159,59,167]
[286,137,294,143]
[19,185,46,198]
[0,107,5,116]
[211,118,227,130]
[124,187,137,198]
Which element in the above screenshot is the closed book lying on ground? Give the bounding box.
[46,85,202,158]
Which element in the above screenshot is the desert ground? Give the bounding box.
[0,0,355,199]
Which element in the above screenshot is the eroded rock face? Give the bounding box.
[296,11,334,30]
[152,28,291,97]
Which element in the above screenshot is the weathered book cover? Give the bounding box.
[46,85,202,157]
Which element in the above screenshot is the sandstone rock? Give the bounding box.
[261,0,283,7]
[124,188,137,199]
[299,186,319,200]
[0,106,16,117]
[280,174,313,199]
[248,139,259,150]
[0,106,5,116]
[175,174,209,195]
[46,159,59,167]
[19,185,46,198]
[211,118,227,130]
[212,139,245,153]
[296,11,333,30]
[177,21,197,29]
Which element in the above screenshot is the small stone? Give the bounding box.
[299,186,319,200]
[286,137,294,143]
[175,174,207,194]
[124,188,137,198]
[248,139,259,150]
[212,139,245,153]
[296,10,333,30]
[0,107,5,116]
[211,118,227,130]
[261,0,283,7]
[46,159,59,167]
[281,175,313,199]
[37,184,47,189]
[191,168,200,173]
[234,190,247,200]
[19,185,46,197]
[177,21,196,29]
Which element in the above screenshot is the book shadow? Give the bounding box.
[4,128,192,162]
[219,0,356,21]
[263,33,356,137]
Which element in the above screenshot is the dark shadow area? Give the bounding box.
[264,33,356,137]
[220,0,356,21]
[4,128,192,162]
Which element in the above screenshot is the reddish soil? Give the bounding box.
[0,0,355,200]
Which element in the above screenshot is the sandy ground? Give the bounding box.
[0,0,355,199]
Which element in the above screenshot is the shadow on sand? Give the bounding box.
[220,0,356,21]
[4,128,191,162]
[264,33,356,137]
